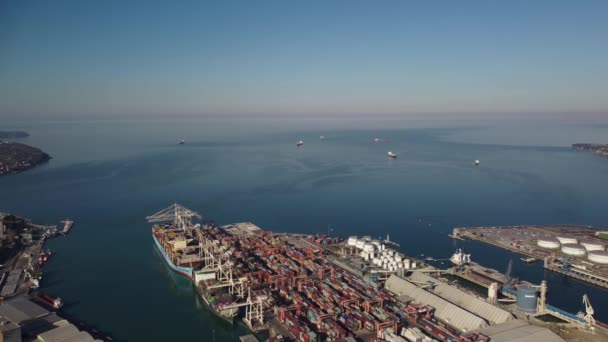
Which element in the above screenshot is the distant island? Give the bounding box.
[572,143,608,157]
[0,130,29,139]
[0,142,51,176]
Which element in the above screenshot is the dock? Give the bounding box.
[147,204,606,341]
[60,219,74,235]
[452,225,608,290]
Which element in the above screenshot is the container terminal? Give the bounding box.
[147,205,607,342]
[452,226,608,290]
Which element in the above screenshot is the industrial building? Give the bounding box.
[385,274,490,332]
[385,275,566,341]
[0,297,95,342]
[406,272,514,325]
[471,319,564,342]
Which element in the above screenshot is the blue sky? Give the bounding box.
[1,1,607,117]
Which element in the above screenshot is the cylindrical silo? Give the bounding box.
[516,286,538,313]
[580,241,605,252]
[588,251,608,264]
[561,243,586,257]
[537,238,560,249]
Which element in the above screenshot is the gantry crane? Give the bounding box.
[581,294,595,328]
[146,203,201,231]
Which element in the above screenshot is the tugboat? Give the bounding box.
[297,140,304,147]
[387,151,398,158]
[178,139,185,145]
[35,292,64,309]
[450,248,471,266]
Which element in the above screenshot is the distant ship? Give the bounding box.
[297,140,304,147]
[387,151,398,158]
[320,135,325,140]
[178,139,185,145]
[474,160,480,166]
[374,138,381,143]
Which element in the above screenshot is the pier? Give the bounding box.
[60,219,74,235]
[452,225,608,290]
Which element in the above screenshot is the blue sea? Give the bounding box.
[1,116,607,341]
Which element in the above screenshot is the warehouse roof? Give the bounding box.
[385,275,489,332]
[240,334,260,342]
[407,271,514,325]
[56,331,95,342]
[0,296,49,324]
[474,319,565,342]
[37,324,80,342]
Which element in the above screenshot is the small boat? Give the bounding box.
[474,159,480,166]
[387,151,398,158]
[520,257,536,263]
[297,140,304,147]
[178,139,185,145]
[320,135,325,140]
[374,138,381,143]
[35,292,64,309]
[450,248,471,266]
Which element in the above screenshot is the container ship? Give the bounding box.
[147,204,238,323]
[147,204,205,279]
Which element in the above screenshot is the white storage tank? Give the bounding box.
[537,238,560,249]
[363,243,375,253]
[381,244,386,251]
[403,259,410,269]
[356,240,365,249]
[347,236,358,246]
[581,241,605,252]
[588,251,608,264]
[411,261,417,269]
[395,255,403,262]
[561,243,586,256]
[557,236,578,245]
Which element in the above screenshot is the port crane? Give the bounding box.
[580,294,596,328]
[146,203,201,231]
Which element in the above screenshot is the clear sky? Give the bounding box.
[1,1,607,117]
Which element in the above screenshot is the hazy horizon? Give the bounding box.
[2,1,608,118]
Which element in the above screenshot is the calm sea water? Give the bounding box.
[1,117,607,341]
